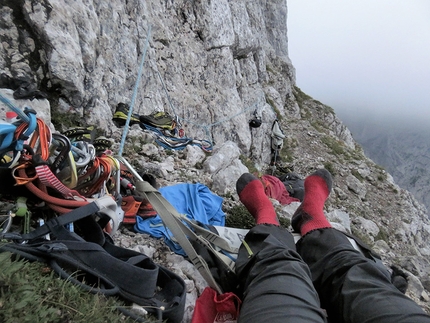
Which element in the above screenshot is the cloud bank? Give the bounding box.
[287,0,430,125]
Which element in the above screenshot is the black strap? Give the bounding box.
[0,200,186,323]
[2,201,100,241]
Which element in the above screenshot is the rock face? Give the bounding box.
[1,0,294,162]
[1,0,430,320]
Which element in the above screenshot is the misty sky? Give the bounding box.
[287,0,430,125]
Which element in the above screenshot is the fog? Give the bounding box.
[287,0,430,127]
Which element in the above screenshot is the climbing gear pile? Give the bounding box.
[0,95,167,235]
[0,95,188,322]
[118,163,157,224]
[0,99,123,234]
[112,103,214,152]
[140,111,178,131]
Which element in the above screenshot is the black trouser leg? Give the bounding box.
[297,228,430,323]
[236,225,327,323]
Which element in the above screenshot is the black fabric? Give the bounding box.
[249,118,262,128]
[297,228,430,323]
[249,109,262,128]
[0,73,47,100]
[190,239,239,294]
[0,202,186,323]
[235,225,328,323]
[235,225,430,323]
[278,172,305,201]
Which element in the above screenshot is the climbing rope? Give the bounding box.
[0,94,30,123]
[118,25,152,157]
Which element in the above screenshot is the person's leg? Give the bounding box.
[293,169,430,323]
[235,174,327,323]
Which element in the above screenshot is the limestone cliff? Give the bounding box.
[1,0,429,320]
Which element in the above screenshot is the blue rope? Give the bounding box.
[0,93,31,123]
[118,25,152,157]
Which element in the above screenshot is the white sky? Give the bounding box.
[287,0,430,124]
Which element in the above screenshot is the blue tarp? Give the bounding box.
[134,183,225,256]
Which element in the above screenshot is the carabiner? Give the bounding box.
[49,133,72,173]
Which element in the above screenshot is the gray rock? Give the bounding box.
[346,174,367,200]
[326,210,351,233]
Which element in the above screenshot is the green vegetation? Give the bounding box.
[50,107,83,130]
[293,86,312,107]
[350,228,373,247]
[0,252,148,323]
[279,138,296,163]
[278,217,291,228]
[310,120,327,133]
[351,169,365,182]
[348,147,366,161]
[323,162,336,176]
[321,135,346,156]
[239,155,259,175]
[265,64,275,74]
[300,106,312,120]
[226,205,290,229]
[375,227,389,243]
[377,174,385,181]
[321,104,334,115]
[226,205,255,229]
[320,136,365,162]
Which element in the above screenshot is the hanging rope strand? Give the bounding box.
[118,25,152,157]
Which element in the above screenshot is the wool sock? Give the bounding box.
[291,169,332,236]
[236,173,279,225]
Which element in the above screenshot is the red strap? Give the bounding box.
[35,164,86,200]
[17,167,88,209]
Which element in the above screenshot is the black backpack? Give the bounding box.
[0,200,186,323]
[278,172,305,201]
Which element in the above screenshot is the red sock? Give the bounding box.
[291,169,332,235]
[236,173,279,225]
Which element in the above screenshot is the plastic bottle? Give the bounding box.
[5,111,19,124]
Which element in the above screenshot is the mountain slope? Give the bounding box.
[1,0,430,319]
[341,115,430,215]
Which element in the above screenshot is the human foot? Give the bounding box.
[236,173,278,225]
[291,169,332,235]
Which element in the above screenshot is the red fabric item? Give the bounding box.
[191,287,241,323]
[260,175,300,205]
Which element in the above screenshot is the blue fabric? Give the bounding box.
[134,183,225,256]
